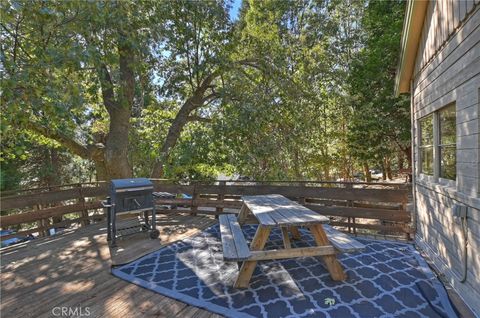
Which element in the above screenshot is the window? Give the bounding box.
[418,103,456,181]
[439,104,456,180]
[419,114,434,175]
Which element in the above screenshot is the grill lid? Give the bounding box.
[110,178,153,192]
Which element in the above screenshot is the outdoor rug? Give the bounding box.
[112,224,458,318]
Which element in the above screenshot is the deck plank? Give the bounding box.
[0,214,219,318]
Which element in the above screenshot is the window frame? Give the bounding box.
[438,104,456,181]
[417,103,457,186]
[419,114,434,176]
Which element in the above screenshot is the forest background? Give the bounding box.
[0,0,410,190]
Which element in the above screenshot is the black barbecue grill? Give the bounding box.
[103,178,160,247]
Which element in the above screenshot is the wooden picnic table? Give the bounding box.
[230,194,348,288]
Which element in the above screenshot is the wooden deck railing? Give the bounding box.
[0,180,412,241]
[0,183,107,240]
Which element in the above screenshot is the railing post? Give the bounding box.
[216,181,226,218]
[298,181,306,207]
[346,183,356,235]
[41,218,50,237]
[190,184,198,216]
[77,184,90,227]
[402,201,410,240]
[298,196,306,206]
[35,204,47,237]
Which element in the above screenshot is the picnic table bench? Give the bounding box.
[219,194,365,288]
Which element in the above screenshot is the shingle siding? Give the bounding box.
[415,183,480,316]
[412,3,480,317]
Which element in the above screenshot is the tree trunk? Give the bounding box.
[104,108,132,179]
[24,32,136,181]
[101,32,135,180]
[404,145,412,168]
[151,95,201,178]
[151,71,220,178]
[323,167,330,181]
[293,149,302,180]
[363,163,371,182]
[386,157,393,180]
[398,152,404,171]
[94,159,108,182]
[381,160,386,181]
[48,149,64,224]
[51,149,61,185]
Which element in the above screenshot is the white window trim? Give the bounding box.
[416,113,435,178]
[417,105,456,189]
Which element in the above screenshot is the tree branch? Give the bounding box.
[26,122,92,159]
[84,33,117,112]
[1,21,32,60]
[118,33,135,109]
[187,115,212,123]
[201,92,219,104]
[98,64,116,112]
[150,69,222,177]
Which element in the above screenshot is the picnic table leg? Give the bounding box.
[237,204,250,225]
[290,226,301,240]
[281,227,291,249]
[309,224,347,281]
[234,225,271,288]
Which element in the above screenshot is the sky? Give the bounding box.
[229,0,242,21]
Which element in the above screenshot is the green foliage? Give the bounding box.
[1,0,410,189]
[216,0,375,180]
[347,0,410,171]
[0,161,22,191]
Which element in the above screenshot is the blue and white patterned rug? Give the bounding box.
[112,224,457,318]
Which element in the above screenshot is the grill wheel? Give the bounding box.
[149,229,160,239]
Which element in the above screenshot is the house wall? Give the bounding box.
[412,2,480,316]
[414,0,478,72]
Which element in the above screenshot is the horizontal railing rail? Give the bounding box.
[0,180,411,242]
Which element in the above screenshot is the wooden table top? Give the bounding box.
[241,194,330,227]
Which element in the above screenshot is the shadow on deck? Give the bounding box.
[0,214,220,318]
[1,212,474,318]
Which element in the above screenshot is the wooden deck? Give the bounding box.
[1,214,221,318]
[1,211,475,318]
